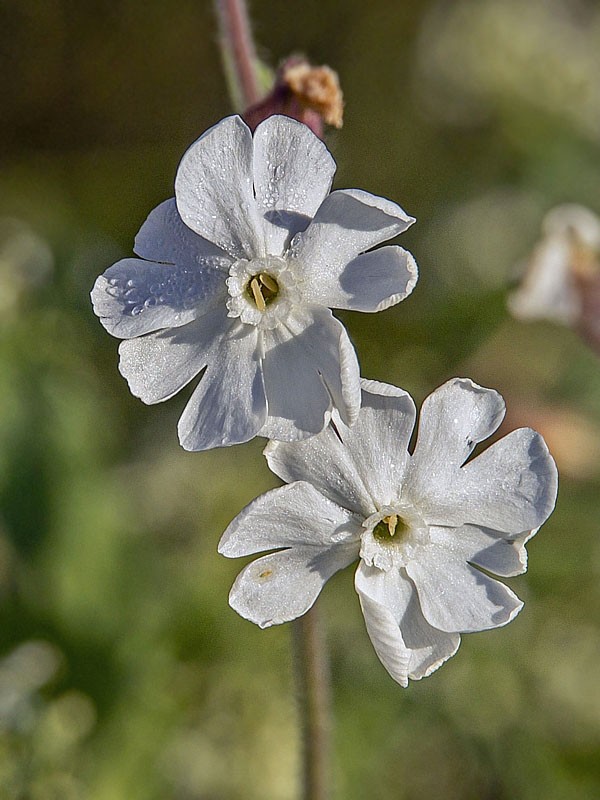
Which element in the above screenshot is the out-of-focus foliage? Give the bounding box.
[1,0,600,797]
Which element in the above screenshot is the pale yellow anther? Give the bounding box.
[259,272,278,293]
[383,514,398,536]
[250,276,266,311]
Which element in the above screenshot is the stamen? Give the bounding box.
[383,514,398,536]
[259,273,278,293]
[246,272,280,310]
[250,276,266,311]
[372,514,408,542]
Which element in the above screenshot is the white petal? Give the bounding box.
[92,257,227,339]
[355,563,460,686]
[259,322,333,441]
[175,116,264,260]
[274,306,360,432]
[263,379,413,516]
[133,198,231,264]
[410,378,506,473]
[405,378,505,515]
[219,480,362,557]
[459,428,558,532]
[117,308,226,403]
[177,324,267,450]
[406,546,523,633]
[356,573,410,687]
[228,544,357,628]
[290,189,415,288]
[333,379,416,507]
[431,524,535,578]
[252,115,336,256]
[414,427,558,533]
[306,307,361,429]
[264,430,376,518]
[508,234,580,325]
[300,245,418,312]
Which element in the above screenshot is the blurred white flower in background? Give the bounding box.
[219,378,558,687]
[0,640,96,797]
[0,217,53,315]
[0,640,62,731]
[509,204,600,346]
[92,115,417,451]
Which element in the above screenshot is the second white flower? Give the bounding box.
[219,378,558,687]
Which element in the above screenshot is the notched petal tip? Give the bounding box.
[373,249,419,313]
[90,274,117,333]
[176,416,243,452]
[519,428,559,521]
[410,634,462,682]
[341,188,415,228]
[359,377,413,399]
[253,113,336,169]
[434,377,507,437]
[227,584,280,629]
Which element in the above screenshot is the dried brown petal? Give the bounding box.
[282,62,344,128]
[243,57,344,139]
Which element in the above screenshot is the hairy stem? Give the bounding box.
[292,605,333,800]
[214,0,261,110]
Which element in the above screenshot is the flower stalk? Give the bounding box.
[214,0,261,110]
[292,605,332,800]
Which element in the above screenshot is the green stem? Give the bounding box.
[292,604,333,800]
[212,6,333,795]
[213,0,261,110]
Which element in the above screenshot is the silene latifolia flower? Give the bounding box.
[509,204,600,328]
[91,115,417,450]
[219,378,558,687]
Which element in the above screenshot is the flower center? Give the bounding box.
[226,255,300,330]
[245,272,280,311]
[360,505,429,572]
[372,514,408,541]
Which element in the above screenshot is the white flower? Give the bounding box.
[91,115,417,450]
[509,204,600,326]
[219,378,558,687]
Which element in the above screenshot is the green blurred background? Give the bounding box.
[2,0,600,797]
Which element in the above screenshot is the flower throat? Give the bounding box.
[372,514,409,542]
[246,273,279,311]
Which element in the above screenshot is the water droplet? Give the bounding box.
[144,297,157,308]
[130,305,144,316]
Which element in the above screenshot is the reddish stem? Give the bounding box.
[215,0,261,108]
